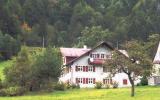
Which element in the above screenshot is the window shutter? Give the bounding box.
[86,66,88,72]
[76,78,78,84]
[93,66,95,72]
[93,78,95,84]
[86,78,88,84]
[83,66,85,72]
[83,78,85,84]
[75,66,77,71]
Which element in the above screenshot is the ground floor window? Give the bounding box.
[76,78,95,84]
[103,78,112,84]
[123,79,128,85]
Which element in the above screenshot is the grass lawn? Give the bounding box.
[0,86,160,100]
[0,60,13,80]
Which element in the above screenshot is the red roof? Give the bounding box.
[60,48,91,57]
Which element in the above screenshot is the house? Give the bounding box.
[59,42,140,88]
[148,42,160,85]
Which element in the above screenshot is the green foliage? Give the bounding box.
[95,82,102,89]
[78,26,113,47]
[54,82,66,91]
[0,86,26,96]
[140,76,148,86]
[105,40,152,96]
[32,46,62,88]
[4,46,31,87]
[0,0,160,47]
[0,60,13,80]
[103,84,111,89]
[0,32,20,60]
[112,82,119,88]
[70,84,80,89]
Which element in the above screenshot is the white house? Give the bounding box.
[59,42,140,88]
[148,42,160,85]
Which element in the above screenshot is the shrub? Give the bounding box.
[71,84,80,89]
[112,82,118,88]
[0,86,26,96]
[140,76,148,86]
[54,82,66,91]
[0,79,2,89]
[104,84,110,89]
[95,82,102,89]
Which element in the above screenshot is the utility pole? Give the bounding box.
[42,36,45,48]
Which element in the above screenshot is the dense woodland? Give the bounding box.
[0,0,160,60]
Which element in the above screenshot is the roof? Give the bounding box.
[153,42,160,64]
[65,41,114,65]
[60,48,91,57]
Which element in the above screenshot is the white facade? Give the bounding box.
[59,43,140,88]
[148,42,160,85]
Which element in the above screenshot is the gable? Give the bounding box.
[66,42,114,66]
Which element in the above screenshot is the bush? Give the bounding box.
[95,82,102,89]
[140,76,148,86]
[0,86,26,96]
[112,82,118,88]
[0,79,2,89]
[71,84,80,89]
[103,84,110,89]
[54,82,66,91]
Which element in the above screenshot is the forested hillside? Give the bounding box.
[0,0,160,60]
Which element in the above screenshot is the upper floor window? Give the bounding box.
[76,66,83,71]
[90,53,105,59]
[103,67,109,72]
[101,54,105,58]
[106,54,111,59]
[76,66,95,72]
[88,66,93,72]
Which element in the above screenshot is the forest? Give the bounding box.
[0,0,160,60]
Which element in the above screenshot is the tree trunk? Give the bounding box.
[128,75,135,97]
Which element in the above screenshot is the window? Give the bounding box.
[97,54,100,58]
[88,66,93,72]
[90,54,93,58]
[106,54,111,59]
[103,78,112,84]
[88,78,95,84]
[76,78,83,84]
[103,67,109,72]
[101,54,105,58]
[123,79,128,85]
[90,53,100,58]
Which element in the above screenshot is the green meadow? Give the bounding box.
[0,86,159,100]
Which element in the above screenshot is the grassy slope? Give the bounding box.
[0,86,159,100]
[0,60,13,80]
